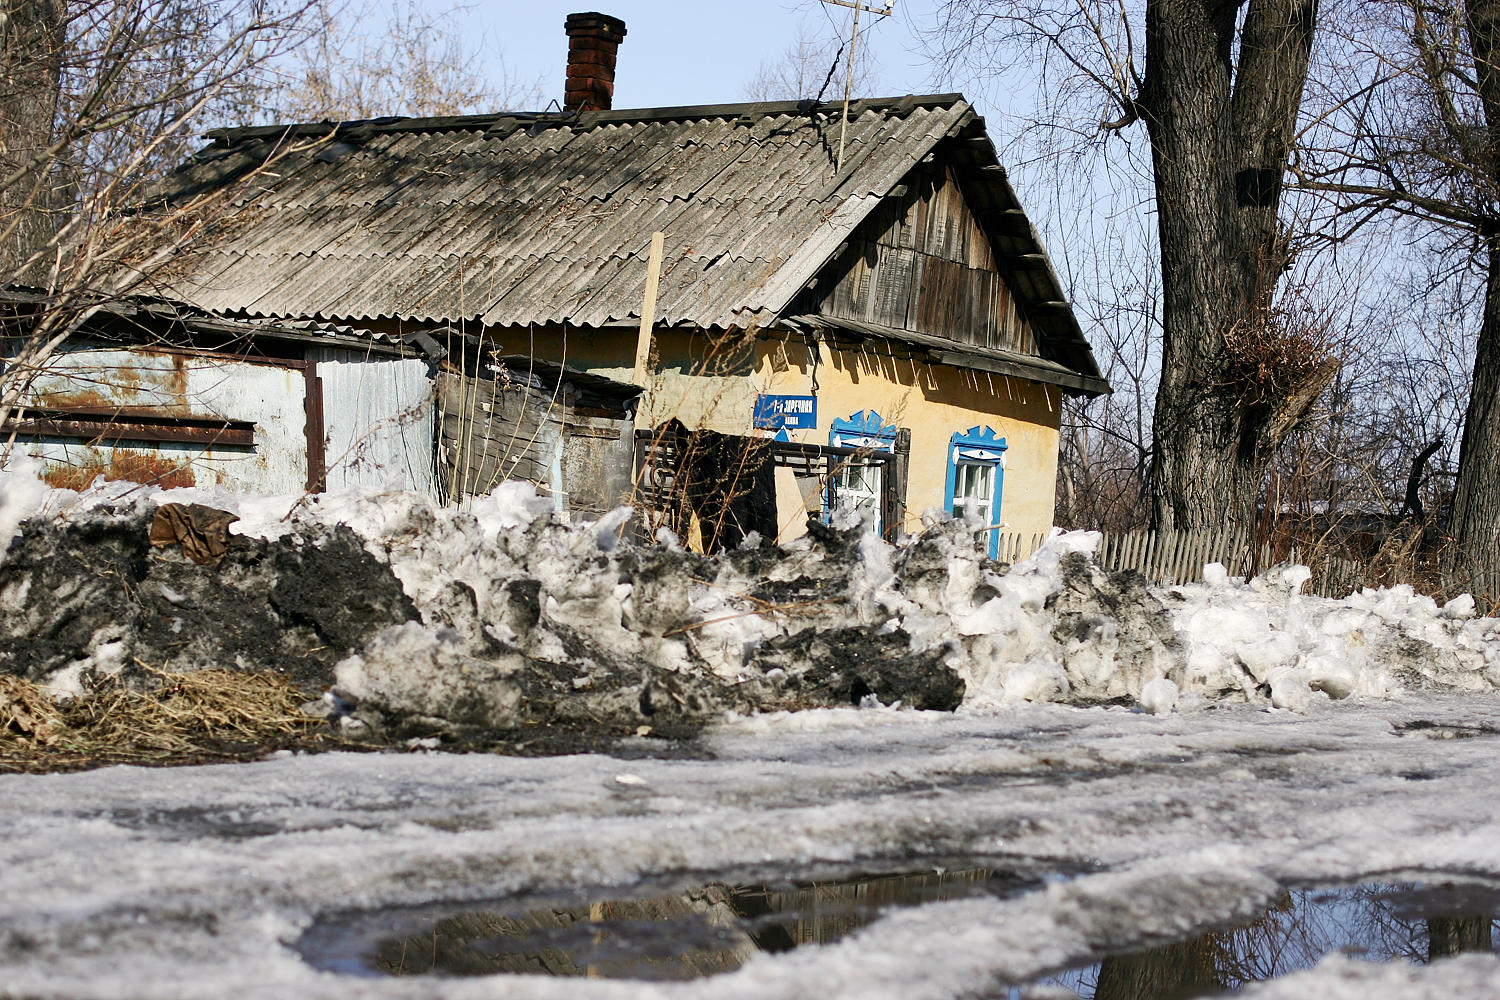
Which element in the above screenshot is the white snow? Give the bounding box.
[1139,677,1179,715]
[0,454,54,558]
[2,698,1500,998]
[4,467,1500,995]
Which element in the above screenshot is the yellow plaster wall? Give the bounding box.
[752,337,1062,541]
[471,323,1063,542]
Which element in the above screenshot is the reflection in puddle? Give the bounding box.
[301,872,1500,989]
[300,865,1029,981]
[1027,882,1500,1000]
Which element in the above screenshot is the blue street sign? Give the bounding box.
[753,394,818,430]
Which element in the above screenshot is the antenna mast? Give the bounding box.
[821,0,894,170]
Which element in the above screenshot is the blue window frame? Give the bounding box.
[944,426,1007,557]
[829,410,898,452]
[827,410,897,526]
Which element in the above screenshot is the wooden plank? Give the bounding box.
[826,244,869,320]
[870,197,904,247]
[632,231,666,385]
[1183,528,1201,582]
[905,251,924,331]
[1202,525,1221,580]
[923,170,953,259]
[965,268,999,349]
[896,182,920,249]
[872,245,915,329]
[912,175,931,258]
[913,254,961,339]
[968,214,995,271]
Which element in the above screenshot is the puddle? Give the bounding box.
[300,868,1500,989]
[1394,720,1500,740]
[298,861,1042,981]
[1024,880,1500,1000]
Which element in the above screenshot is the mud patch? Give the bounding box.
[0,509,417,692]
[1395,720,1500,740]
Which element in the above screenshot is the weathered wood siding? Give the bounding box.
[816,162,1037,355]
[436,372,632,516]
[438,372,554,498]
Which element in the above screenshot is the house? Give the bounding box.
[7,13,1106,552]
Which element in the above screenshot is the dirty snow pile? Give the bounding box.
[3,459,1500,735]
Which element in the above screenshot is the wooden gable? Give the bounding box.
[810,160,1039,357]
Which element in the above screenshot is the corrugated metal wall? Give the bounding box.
[15,346,309,494]
[311,347,438,497]
[12,344,440,499]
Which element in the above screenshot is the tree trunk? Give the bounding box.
[1449,238,1500,599]
[0,0,64,284]
[1427,915,1494,960]
[1142,0,1320,530]
[1451,1,1500,601]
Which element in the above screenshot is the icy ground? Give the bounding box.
[4,696,1500,999]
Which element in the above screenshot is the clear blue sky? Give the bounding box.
[447,1,972,113]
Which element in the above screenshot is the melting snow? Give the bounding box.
[3,465,1500,997]
[2,699,1500,997]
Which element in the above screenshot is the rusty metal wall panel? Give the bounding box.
[15,346,308,493]
[310,348,438,498]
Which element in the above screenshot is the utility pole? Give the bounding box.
[821,0,894,170]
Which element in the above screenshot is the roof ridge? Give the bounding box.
[202,94,967,146]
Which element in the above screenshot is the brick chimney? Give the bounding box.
[563,12,627,112]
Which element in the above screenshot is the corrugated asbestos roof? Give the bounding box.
[148,94,1103,390]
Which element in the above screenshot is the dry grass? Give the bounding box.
[0,668,346,774]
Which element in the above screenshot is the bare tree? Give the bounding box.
[0,0,547,464]
[933,1,1337,532]
[1292,0,1500,596]
[0,0,318,454]
[0,0,65,280]
[745,18,878,102]
[271,0,541,121]
[1053,209,1159,530]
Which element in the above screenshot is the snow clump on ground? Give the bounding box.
[4,458,1500,720]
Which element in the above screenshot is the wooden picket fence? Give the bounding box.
[993,525,1379,598]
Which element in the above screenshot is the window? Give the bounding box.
[945,426,1007,557]
[828,410,898,525]
[952,462,994,524]
[834,458,884,513]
